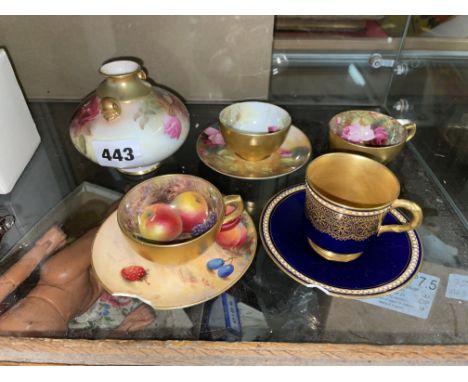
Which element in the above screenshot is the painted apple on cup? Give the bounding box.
[138,203,183,242]
[171,191,209,233]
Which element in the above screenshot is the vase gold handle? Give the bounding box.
[404,123,417,142]
[101,97,121,121]
[137,69,147,80]
[378,199,423,235]
[222,195,244,225]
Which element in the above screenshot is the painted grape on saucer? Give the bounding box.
[197,123,311,180]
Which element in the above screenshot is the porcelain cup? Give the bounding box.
[304,152,423,262]
[328,110,416,164]
[117,174,243,265]
[219,101,291,161]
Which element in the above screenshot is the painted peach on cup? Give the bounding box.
[216,222,248,248]
[138,203,183,242]
[171,191,209,232]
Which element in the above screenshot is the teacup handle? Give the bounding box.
[222,195,244,225]
[378,199,423,235]
[404,123,417,142]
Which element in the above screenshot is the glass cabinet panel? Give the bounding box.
[385,16,468,226]
[270,16,410,105]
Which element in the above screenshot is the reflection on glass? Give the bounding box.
[270,15,409,105]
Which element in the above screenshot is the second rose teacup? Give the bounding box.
[328,110,416,164]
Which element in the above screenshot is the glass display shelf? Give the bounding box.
[0,101,466,365]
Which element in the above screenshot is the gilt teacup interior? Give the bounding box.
[220,101,291,133]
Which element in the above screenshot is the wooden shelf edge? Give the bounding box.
[1,337,468,365]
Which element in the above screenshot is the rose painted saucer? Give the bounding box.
[196,123,312,180]
[92,211,257,310]
[260,185,423,299]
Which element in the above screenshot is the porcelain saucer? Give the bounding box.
[92,211,257,310]
[260,185,423,299]
[196,123,312,180]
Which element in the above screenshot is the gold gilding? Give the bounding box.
[219,102,292,161]
[306,152,400,209]
[307,239,362,262]
[117,175,244,266]
[219,122,290,161]
[96,62,152,122]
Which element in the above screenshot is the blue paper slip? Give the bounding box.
[445,274,468,302]
[359,272,440,319]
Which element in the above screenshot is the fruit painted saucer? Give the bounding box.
[196,123,312,180]
[260,185,423,299]
[92,211,257,310]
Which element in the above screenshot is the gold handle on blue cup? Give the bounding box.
[222,195,243,225]
[404,123,417,142]
[378,199,423,235]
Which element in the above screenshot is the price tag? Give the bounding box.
[92,139,143,168]
[359,272,440,319]
[445,274,468,302]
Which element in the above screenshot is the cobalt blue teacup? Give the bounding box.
[304,153,423,262]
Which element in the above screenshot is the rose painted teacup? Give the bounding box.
[219,101,292,161]
[117,174,243,265]
[304,153,423,262]
[328,110,416,163]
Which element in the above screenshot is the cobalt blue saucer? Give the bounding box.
[260,184,423,298]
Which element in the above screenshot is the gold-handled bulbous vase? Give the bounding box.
[69,60,190,175]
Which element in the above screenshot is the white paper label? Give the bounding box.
[359,273,440,319]
[445,274,468,302]
[92,139,143,168]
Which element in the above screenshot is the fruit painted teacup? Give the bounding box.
[117,174,243,265]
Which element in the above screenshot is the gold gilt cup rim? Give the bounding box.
[219,101,292,137]
[117,174,225,249]
[305,152,401,211]
[329,110,408,149]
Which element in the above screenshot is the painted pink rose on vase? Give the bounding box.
[342,123,375,144]
[204,127,225,145]
[371,126,389,146]
[72,96,100,135]
[163,115,182,140]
